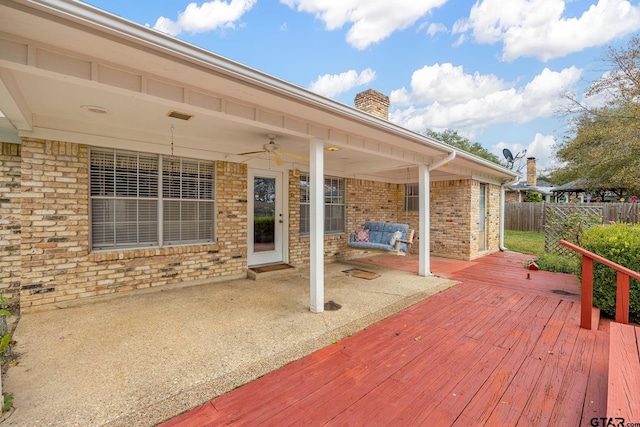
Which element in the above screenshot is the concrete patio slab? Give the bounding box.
[2,259,456,426]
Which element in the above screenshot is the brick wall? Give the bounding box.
[0,142,21,300]
[487,183,501,254]
[288,175,404,263]
[394,181,501,258]
[18,138,248,312]
[11,137,501,310]
[287,171,353,264]
[430,179,473,259]
[505,191,519,203]
[342,178,405,258]
[287,174,494,261]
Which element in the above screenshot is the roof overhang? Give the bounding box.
[0,0,518,184]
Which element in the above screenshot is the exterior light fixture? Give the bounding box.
[81,105,108,114]
[326,146,341,152]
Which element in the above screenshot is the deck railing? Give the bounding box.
[559,239,640,329]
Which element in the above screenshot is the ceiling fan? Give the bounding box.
[238,134,309,166]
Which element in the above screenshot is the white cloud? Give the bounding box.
[389,64,582,136]
[453,0,640,61]
[153,0,257,36]
[391,63,505,106]
[309,69,376,98]
[280,0,447,49]
[492,133,560,171]
[426,23,448,37]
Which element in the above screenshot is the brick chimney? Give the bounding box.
[526,157,537,186]
[354,89,389,120]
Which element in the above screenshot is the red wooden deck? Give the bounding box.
[607,322,640,419]
[161,252,616,426]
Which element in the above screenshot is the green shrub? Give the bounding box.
[524,191,542,203]
[580,223,640,323]
[254,216,274,242]
[536,252,581,275]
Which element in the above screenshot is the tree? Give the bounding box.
[423,129,502,165]
[553,36,640,194]
[524,191,542,203]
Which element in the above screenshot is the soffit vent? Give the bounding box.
[167,111,194,121]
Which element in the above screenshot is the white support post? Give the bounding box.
[419,164,430,276]
[309,138,324,313]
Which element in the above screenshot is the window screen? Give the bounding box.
[404,183,420,211]
[90,148,215,250]
[300,174,345,235]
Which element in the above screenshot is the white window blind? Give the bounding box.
[90,148,215,250]
[299,174,345,235]
[404,183,419,211]
[163,156,215,245]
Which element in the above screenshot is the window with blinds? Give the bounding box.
[162,156,214,245]
[299,174,345,235]
[90,148,215,250]
[404,183,419,211]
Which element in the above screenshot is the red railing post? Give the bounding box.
[616,272,630,324]
[582,255,593,330]
[559,239,640,329]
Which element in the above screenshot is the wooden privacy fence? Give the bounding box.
[505,202,640,232]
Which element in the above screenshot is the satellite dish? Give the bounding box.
[502,148,514,163]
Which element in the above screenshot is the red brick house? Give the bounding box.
[0,0,518,313]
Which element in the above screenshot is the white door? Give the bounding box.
[248,169,284,266]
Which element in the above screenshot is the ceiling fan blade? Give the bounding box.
[280,150,309,162]
[274,153,284,166]
[237,150,266,156]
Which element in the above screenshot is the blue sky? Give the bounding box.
[83,0,640,174]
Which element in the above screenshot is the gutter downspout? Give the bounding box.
[429,151,456,172]
[419,151,456,277]
[500,176,520,251]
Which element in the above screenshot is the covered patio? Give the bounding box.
[0,0,519,315]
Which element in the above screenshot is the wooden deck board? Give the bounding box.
[418,344,510,426]
[334,339,485,426]
[518,303,582,426]
[548,311,598,426]
[582,318,611,423]
[607,322,640,419]
[159,252,614,427]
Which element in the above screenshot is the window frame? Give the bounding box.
[89,147,216,251]
[299,173,346,235]
[404,182,420,211]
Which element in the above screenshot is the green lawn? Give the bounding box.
[503,230,545,257]
[503,230,580,274]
